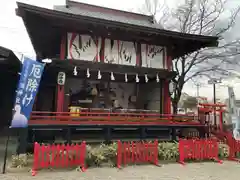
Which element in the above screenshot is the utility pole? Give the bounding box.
[208,78,222,126]
[196,83,200,97]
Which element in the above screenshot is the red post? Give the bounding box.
[219,109,223,131]
[131,141,135,163]
[153,140,158,165]
[56,34,67,112]
[117,140,122,168]
[80,141,86,172]
[164,81,171,114]
[126,142,131,164]
[166,55,172,114]
[31,142,40,176]
[178,139,186,165]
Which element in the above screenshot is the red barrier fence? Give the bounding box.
[228,138,240,162]
[31,142,86,176]
[117,140,158,168]
[179,139,222,165]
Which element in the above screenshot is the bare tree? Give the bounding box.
[140,0,240,113]
[138,0,170,25]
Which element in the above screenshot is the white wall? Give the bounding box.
[141,44,164,69]
[67,33,166,69]
[67,33,101,61]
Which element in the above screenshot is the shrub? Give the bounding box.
[11,154,30,168]
[218,143,229,158]
[158,141,179,160]
[86,142,117,167]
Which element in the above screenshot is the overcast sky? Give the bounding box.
[0,0,240,100]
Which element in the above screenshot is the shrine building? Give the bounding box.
[15,0,218,145]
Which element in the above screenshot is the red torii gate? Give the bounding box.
[198,103,226,132]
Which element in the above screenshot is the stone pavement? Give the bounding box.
[0,161,240,180]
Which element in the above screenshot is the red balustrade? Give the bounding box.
[117,140,159,168]
[29,110,200,126]
[31,142,86,176]
[178,138,222,165]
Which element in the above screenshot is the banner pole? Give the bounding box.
[2,127,10,174]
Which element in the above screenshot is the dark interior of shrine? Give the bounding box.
[29,61,204,143]
[34,59,175,113]
[29,61,172,143]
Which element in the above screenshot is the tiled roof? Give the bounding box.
[16,1,218,59]
[0,46,12,58]
[53,1,163,30]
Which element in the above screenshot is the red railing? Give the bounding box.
[29,109,201,125]
[178,138,222,165]
[117,140,159,168]
[31,142,86,176]
[226,137,240,162]
[29,137,240,174]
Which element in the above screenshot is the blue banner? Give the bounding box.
[11,57,45,128]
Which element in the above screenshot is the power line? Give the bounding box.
[196,83,200,97]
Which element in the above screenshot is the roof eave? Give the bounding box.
[16,2,218,45]
[0,46,22,71]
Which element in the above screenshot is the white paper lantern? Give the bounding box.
[110,72,115,81]
[97,70,102,80]
[125,73,128,82]
[86,68,90,78]
[135,74,139,83]
[73,66,78,76]
[145,74,148,83]
[156,73,159,83]
[57,72,66,85]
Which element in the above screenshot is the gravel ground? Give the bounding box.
[0,161,239,180]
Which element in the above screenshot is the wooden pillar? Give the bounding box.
[163,55,172,114]
[56,34,67,112]
[159,79,163,114]
[163,81,170,114]
[219,108,223,131]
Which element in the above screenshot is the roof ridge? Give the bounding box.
[16,2,218,41]
[66,0,153,21]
